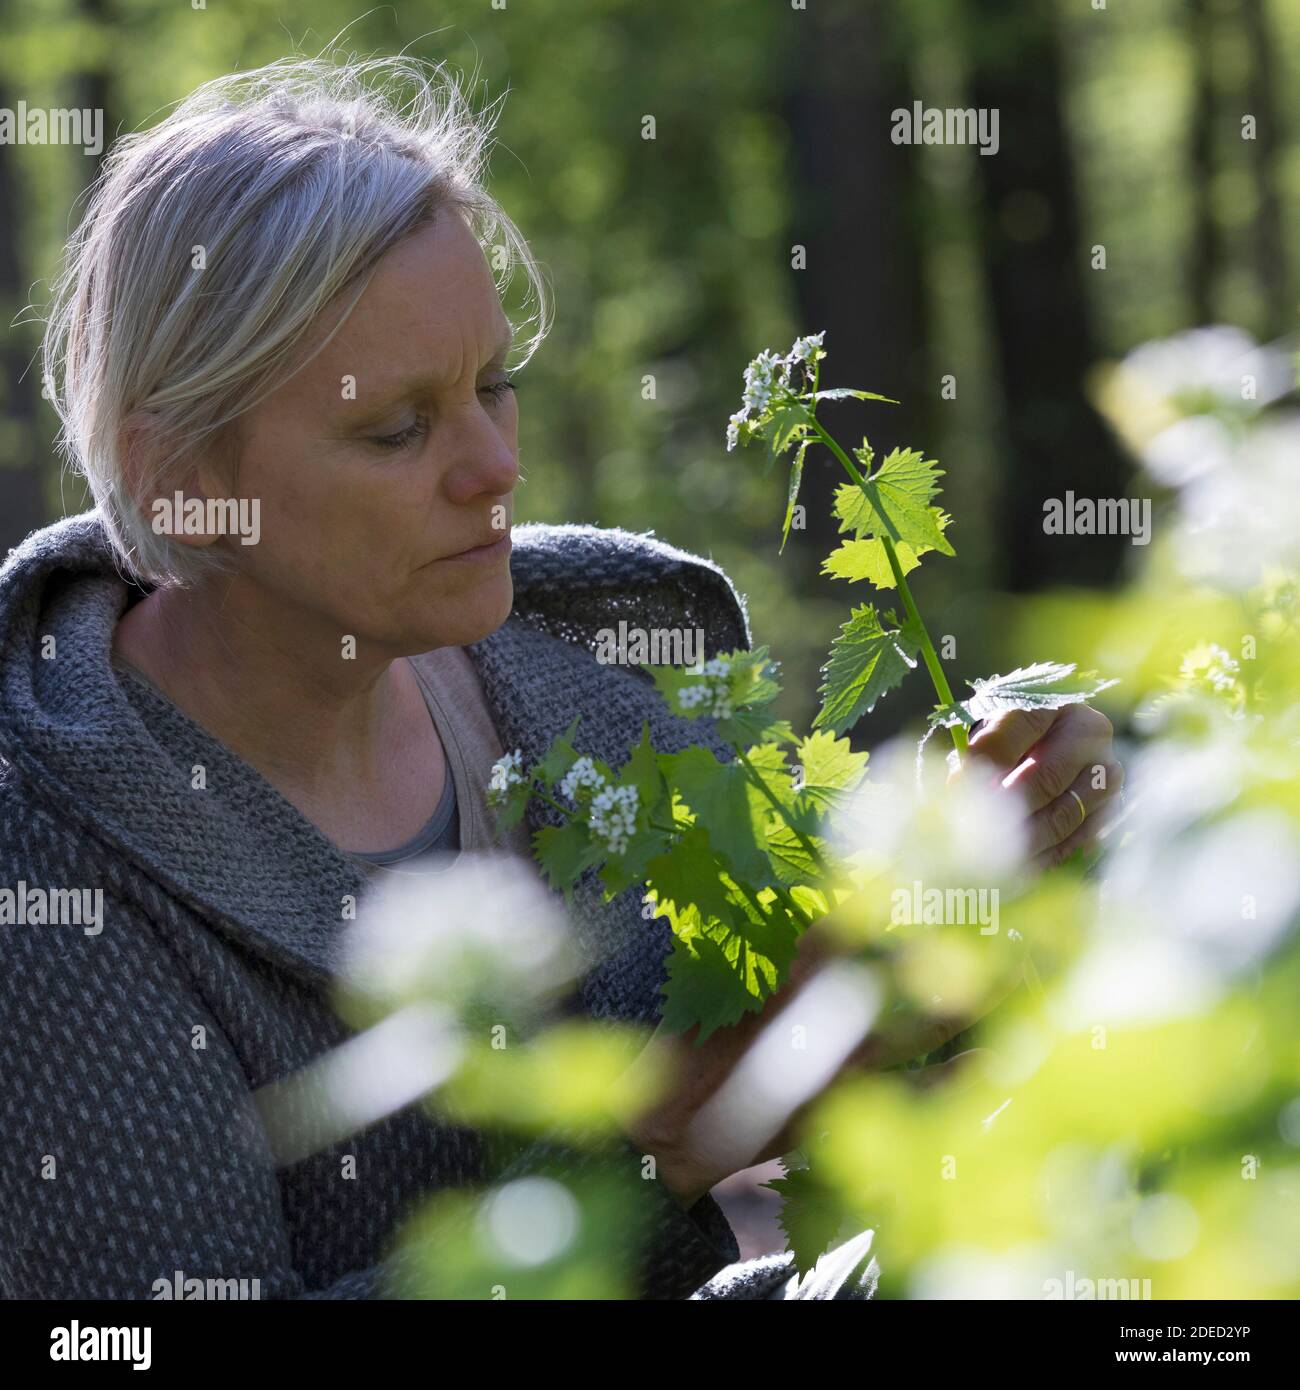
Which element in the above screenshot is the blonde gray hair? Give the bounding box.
[41,54,550,586]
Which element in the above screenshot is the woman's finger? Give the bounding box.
[1026,761,1125,859]
[961,707,1060,776]
[998,704,1115,813]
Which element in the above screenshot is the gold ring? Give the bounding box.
[1068,788,1087,829]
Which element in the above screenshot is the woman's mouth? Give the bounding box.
[437,534,512,565]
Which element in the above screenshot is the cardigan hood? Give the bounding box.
[0,509,751,988]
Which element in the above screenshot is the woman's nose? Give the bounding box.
[442,417,519,504]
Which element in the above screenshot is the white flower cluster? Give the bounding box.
[558,755,606,802]
[588,784,640,856]
[726,332,826,451]
[676,655,734,719]
[487,749,525,806]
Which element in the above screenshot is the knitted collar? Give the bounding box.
[0,510,748,986]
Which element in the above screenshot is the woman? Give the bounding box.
[0,56,1120,1300]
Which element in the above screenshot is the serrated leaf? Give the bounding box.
[821,511,953,589]
[809,388,898,405]
[794,730,870,815]
[659,891,802,1043]
[762,402,811,477]
[533,819,605,904]
[644,825,736,932]
[764,1164,856,1277]
[833,447,954,556]
[661,745,771,885]
[624,722,669,815]
[764,821,828,885]
[715,708,796,747]
[814,604,920,736]
[945,662,1120,725]
[659,933,758,1039]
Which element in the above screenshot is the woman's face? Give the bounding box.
[205,207,520,655]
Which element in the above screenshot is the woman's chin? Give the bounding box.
[405,572,514,650]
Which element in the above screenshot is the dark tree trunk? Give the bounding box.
[782,0,932,597]
[1187,0,1221,326]
[964,0,1132,591]
[1240,0,1288,340]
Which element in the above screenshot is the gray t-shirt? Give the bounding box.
[345,668,460,874]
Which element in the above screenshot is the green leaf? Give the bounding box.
[929,662,1120,728]
[779,439,811,553]
[833,447,954,556]
[659,932,759,1040]
[537,717,583,789]
[762,402,811,477]
[793,730,870,816]
[624,722,669,816]
[821,512,952,589]
[661,745,771,885]
[658,887,803,1043]
[814,604,921,736]
[764,1163,856,1277]
[644,825,736,932]
[809,388,898,405]
[763,821,828,885]
[533,819,605,904]
[715,708,796,747]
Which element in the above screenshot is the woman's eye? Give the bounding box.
[370,416,428,451]
[480,378,517,407]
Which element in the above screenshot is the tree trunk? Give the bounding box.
[964,0,1132,591]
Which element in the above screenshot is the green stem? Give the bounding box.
[769,881,814,931]
[734,747,830,876]
[805,413,967,756]
[532,784,577,820]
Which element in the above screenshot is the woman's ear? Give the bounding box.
[117,409,221,554]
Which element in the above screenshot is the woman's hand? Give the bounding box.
[621,924,1016,1209]
[954,704,1124,869]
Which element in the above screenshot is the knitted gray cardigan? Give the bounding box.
[0,510,876,1301]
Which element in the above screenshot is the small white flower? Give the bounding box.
[589,784,640,856]
[786,331,825,366]
[487,749,526,806]
[675,656,734,719]
[725,333,826,452]
[559,755,607,802]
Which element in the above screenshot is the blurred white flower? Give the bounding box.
[479,1178,581,1267]
[1120,325,1293,414]
[342,851,577,1012]
[1171,413,1300,589]
[832,736,1029,889]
